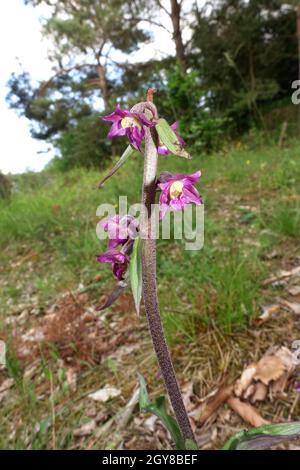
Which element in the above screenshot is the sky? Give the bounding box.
[0,0,204,175]
[0,0,54,174]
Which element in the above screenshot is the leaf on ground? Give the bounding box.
[227,396,270,427]
[250,382,268,403]
[66,368,77,392]
[263,266,300,286]
[254,355,286,385]
[192,385,233,424]
[234,347,297,404]
[287,286,300,297]
[73,420,96,437]
[0,378,14,403]
[234,365,257,397]
[281,300,300,315]
[252,304,280,326]
[88,385,121,403]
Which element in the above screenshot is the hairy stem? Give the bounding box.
[132,100,196,445]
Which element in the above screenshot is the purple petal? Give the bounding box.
[158,145,170,155]
[107,121,126,139]
[182,171,201,185]
[182,185,202,205]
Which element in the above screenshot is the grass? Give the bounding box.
[1,139,300,328]
[0,138,299,449]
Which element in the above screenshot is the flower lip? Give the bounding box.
[169,180,184,199]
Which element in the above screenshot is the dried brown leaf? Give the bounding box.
[287,286,300,297]
[234,365,257,397]
[88,385,121,403]
[227,396,270,427]
[281,300,300,315]
[192,385,233,425]
[263,266,300,286]
[73,420,96,437]
[252,305,280,326]
[254,355,286,385]
[250,382,268,403]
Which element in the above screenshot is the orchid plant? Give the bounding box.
[96,90,300,450]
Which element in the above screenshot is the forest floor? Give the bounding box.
[0,138,300,449]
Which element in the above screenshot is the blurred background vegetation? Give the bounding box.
[5,0,300,170]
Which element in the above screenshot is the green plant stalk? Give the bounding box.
[131,99,196,445]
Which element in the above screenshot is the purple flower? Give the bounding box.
[96,249,129,281]
[101,104,154,151]
[157,171,203,219]
[158,122,185,155]
[295,380,300,393]
[100,215,138,249]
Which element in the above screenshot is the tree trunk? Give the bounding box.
[170,0,187,73]
[96,64,109,111]
[297,4,300,132]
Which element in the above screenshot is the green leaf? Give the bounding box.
[98,145,134,188]
[155,118,191,159]
[138,373,185,450]
[222,422,300,450]
[185,439,199,450]
[130,237,142,316]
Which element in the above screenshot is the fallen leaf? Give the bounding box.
[252,305,280,326]
[0,378,14,403]
[73,420,96,437]
[270,372,289,399]
[192,385,233,424]
[263,266,300,286]
[250,383,268,403]
[227,397,270,427]
[287,286,300,297]
[66,368,77,392]
[274,346,297,373]
[181,382,195,412]
[254,355,286,385]
[281,300,300,315]
[243,383,256,400]
[88,385,121,403]
[234,365,257,397]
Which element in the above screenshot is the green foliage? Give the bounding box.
[130,237,143,316]
[157,68,229,153]
[138,374,186,450]
[52,115,115,171]
[223,422,300,450]
[192,0,298,133]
